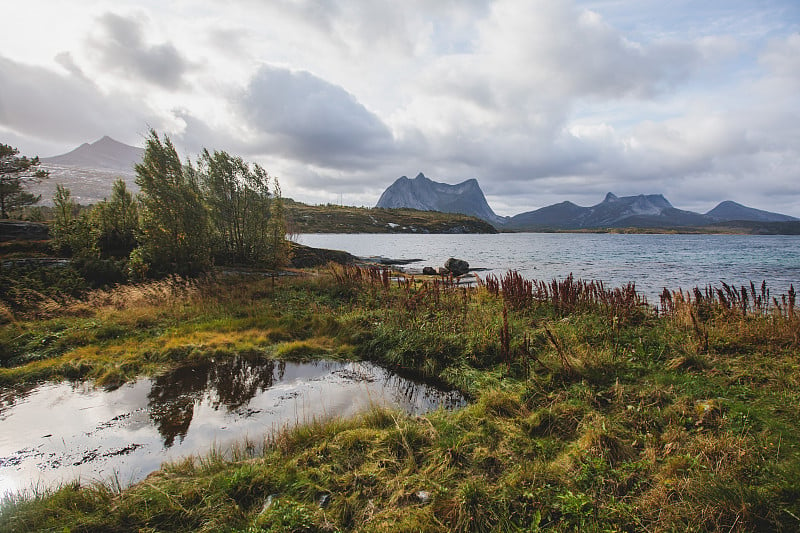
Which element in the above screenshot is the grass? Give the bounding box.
[284,200,498,234]
[1,267,799,531]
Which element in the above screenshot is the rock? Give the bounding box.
[260,494,279,514]
[317,493,331,508]
[0,221,49,241]
[376,257,424,266]
[444,257,469,276]
[422,266,437,275]
[288,242,356,268]
[437,267,449,276]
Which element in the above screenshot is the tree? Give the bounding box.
[265,178,290,271]
[93,180,139,258]
[135,130,210,275]
[0,144,48,219]
[198,149,272,265]
[50,184,97,258]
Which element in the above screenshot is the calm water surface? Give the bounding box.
[299,233,800,301]
[0,358,463,495]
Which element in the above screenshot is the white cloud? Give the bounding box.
[239,65,395,168]
[86,12,196,89]
[0,56,156,146]
[0,0,798,216]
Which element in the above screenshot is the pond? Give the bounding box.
[0,357,464,496]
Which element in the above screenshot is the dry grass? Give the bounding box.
[2,270,800,531]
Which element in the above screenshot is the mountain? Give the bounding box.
[42,136,144,172]
[506,192,711,230]
[706,201,798,223]
[376,173,507,226]
[505,201,586,229]
[30,137,143,206]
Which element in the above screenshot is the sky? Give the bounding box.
[1,0,799,217]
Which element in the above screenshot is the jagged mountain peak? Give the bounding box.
[376,174,506,226]
[603,192,619,202]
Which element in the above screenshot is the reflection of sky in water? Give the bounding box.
[300,233,800,302]
[0,360,463,495]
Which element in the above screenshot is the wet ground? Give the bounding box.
[0,358,464,495]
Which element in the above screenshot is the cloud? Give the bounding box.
[479,0,699,99]
[2,0,798,216]
[86,13,194,89]
[0,55,152,145]
[240,65,395,168]
[385,0,709,188]
[54,52,88,80]
[759,32,800,94]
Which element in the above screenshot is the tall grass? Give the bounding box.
[2,267,800,531]
[483,271,648,325]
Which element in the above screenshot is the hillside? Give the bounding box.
[286,200,497,234]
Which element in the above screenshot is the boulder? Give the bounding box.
[422,266,437,275]
[0,221,49,241]
[444,257,470,276]
[288,242,356,268]
[317,493,331,508]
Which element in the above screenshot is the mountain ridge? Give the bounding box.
[377,175,797,230]
[32,138,800,229]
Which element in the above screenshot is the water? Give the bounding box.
[0,358,463,495]
[298,233,800,301]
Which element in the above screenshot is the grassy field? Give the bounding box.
[1,267,799,532]
[284,201,498,234]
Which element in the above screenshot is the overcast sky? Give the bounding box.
[1,0,799,216]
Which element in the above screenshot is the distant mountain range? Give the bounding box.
[28,137,800,231]
[377,175,797,231]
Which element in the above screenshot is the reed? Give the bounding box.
[4,267,800,532]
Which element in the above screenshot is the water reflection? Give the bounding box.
[0,358,464,495]
[148,357,279,447]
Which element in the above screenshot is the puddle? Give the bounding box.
[0,358,464,495]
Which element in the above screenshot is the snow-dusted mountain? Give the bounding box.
[32,136,143,205]
[506,192,710,230]
[376,173,507,226]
